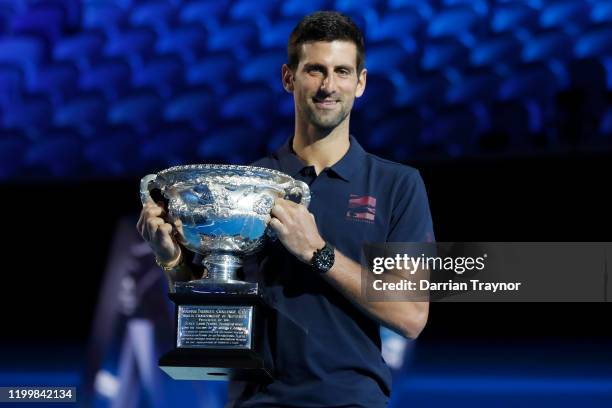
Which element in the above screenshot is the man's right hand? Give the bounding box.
[136,200,181,266]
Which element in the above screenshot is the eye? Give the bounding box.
[307,66,324,75]
[337,68,351,76]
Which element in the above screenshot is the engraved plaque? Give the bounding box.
[177,305,253,349]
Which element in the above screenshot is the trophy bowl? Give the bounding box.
[140,164,311,282]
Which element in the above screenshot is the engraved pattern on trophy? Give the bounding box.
[140,164,311,283]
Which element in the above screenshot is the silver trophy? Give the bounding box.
[140,164,310,381]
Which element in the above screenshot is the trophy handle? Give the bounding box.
[139,174,158,205]
[286,179,311,208]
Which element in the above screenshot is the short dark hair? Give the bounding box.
[287,11,366,73]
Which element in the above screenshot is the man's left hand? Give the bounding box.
[269,197,325,264]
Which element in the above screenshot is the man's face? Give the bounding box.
[283,40,367,131]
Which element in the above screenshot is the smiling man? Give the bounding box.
[138,10,435,408]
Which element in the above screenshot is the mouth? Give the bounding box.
[312,97,340,110]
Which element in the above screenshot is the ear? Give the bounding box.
[355,68,367,98]
[282,64,294,93]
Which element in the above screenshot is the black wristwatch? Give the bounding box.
[311,242,335,273]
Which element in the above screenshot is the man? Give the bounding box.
[137,11,434,407]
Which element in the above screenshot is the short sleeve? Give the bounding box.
[386,170,435,243]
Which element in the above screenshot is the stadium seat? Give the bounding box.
[427,6,481,44]
[132,55,184,97]
[353,74,396,126]
[335,0,378,14]
[54,31,105,68]
[368,9,424,45]
[446,69,502,104]
[366,112,423,161]
[156,25,206,63]
[470,34,522,68]
[108,92,162,132]
[197,124,263,164]
[30,62,79,103]
[539,0,591,31]
[491,2,539,34]
[422,39,470,71]
[179,0,229,30]
[2,95,53,135]
[394,73,449,108]
[367,42,415,75]
[206,22,258,59]
[421,105,479,156]
[521,31,573,62]
[82,3,126,35]
[591,1,612,24]
[186,53,237,95]
[498,63,560,136]
[0,35,47,83]
[281,0,329,18]
[164,90,214,129]
[80,59,131,100]
[229,0,278,25]
[130,1,176,34]
[104,28,156,67]
[140,124,200,167]
[0,65,23,107]
[334,0,379,25]
[239,50,285,90]
[220,86,274,129]
[42,0,81,30]
[387,0,434,20]
[260,19,297,49]
[53,93,107,135]
[442,0,488,16]
[11,4,65,41]
[499,63,559,102]
[574,25,612,58]
[25,133,83,177]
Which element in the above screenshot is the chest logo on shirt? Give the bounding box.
[346,194,376,223]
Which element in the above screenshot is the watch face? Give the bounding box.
[314,243,334,273]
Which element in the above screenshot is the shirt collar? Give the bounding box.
[274,135,366,182]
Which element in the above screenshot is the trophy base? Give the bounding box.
[160,280,274,382]
[159,348,273,381]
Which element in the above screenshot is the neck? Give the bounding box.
[292,115,351,175]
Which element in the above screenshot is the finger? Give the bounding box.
[155,223,177,249]
[145,217,164,242]
[275,196,299,209]
[136,210,145,235]
[143,204,164,218]
[156,222,173,236]
[137,208,153,238]
[271,200,291,224]
[156,201,167,213]
[269,217,288,237]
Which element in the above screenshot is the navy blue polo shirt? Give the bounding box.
[227,135,435,408]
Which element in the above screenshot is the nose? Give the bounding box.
[320,74,336,93]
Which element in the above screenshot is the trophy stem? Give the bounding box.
[202,253,242,281]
